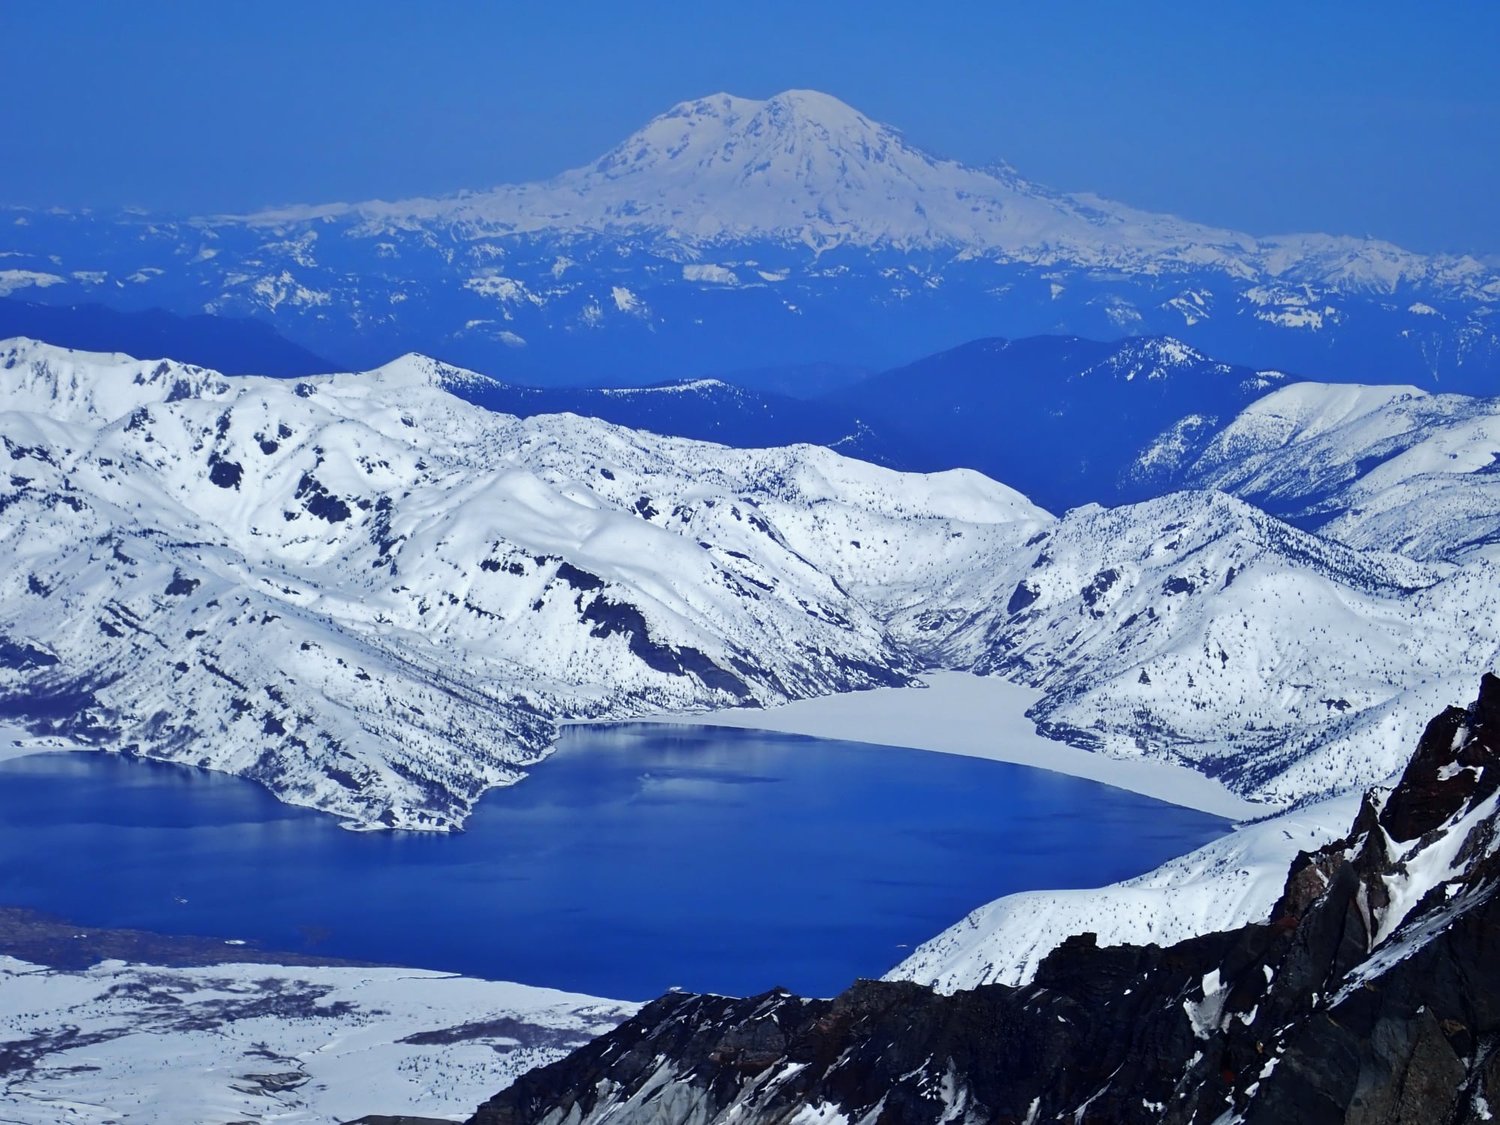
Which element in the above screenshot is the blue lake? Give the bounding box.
[0,724,1228,999]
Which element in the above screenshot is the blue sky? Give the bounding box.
[4,1,1497,255]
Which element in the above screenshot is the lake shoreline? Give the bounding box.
[0,723,1230,1000]
[567,672,1265,822]
[4,675,1266,824]
[0,904,380,972]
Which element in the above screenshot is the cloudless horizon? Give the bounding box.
[4,2,1498,256]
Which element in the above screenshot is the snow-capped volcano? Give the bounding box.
[272,89,1247,262]
[261,88,1461,286]
[3,90,1497,385]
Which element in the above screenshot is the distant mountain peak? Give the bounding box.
[239,89,1489,296]
[361,352,506,395]
[593,88,912,183]
[519,87,972,246]
[255,88,1217,256]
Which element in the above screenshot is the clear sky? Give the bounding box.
[4,1,1497,256]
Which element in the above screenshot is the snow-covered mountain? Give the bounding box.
[3,339,1495,828]
[0,338,1039,828]
[869,489,1500,807]
[4,91,1497,386]
[251,89,1482,289]
[251,90,1275,263]
[886,793,1360,993]
[435,363,901,467]
[1148,380,1500,563]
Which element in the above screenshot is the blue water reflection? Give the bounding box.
[0,724,1228,999]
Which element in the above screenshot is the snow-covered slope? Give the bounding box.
[1158,380,1500,563]
[0,955,634,1123]
[0,338,1041,829]
[886,794,1359,992]
[4,91,1497,387]
[890,490,1500,806]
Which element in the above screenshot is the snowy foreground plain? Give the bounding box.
[0,678,1348,1122]
[0,956,635,1124]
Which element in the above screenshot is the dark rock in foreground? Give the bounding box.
[467,673,1500,1124]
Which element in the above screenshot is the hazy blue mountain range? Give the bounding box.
[333,334,1311,513]
[433,333,1296,512]
[820,334,1293,511]
[3,90,1497,389]
[0,297,336,376]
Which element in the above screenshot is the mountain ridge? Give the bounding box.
[3,337,1496,828]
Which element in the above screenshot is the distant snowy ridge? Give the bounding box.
[1153,380,1500,564]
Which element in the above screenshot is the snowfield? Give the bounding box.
[611,671,1260,819]
[0,955,635,1123]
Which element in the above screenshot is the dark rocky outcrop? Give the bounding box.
[467,674,1500,1125]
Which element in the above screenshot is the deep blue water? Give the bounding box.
[0,725,1228,999]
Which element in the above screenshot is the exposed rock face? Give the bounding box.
[467,675,1500,1124]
